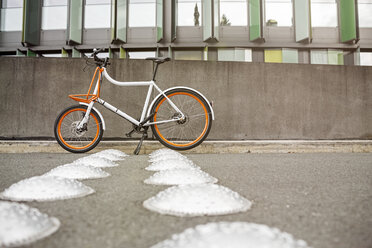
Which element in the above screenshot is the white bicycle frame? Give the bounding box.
[77,67,214,130]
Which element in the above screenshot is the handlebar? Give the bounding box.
[89,48,110,67]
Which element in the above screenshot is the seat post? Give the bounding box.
[152,62,159,81]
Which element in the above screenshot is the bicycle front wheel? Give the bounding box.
[54,105,103,153]
[150,88,212,150]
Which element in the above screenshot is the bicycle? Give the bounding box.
[54,48,214,155]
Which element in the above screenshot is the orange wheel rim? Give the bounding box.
[154,92,209,147]
[57,108,100,150]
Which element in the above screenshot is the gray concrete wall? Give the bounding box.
[0,57,371,140]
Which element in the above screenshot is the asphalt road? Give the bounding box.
[0,152,371,248]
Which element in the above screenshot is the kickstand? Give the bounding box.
[134,132,147,155]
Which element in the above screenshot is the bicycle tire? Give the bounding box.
[150,88,212,150]
[54,105,103,153]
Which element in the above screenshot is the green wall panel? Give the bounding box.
[68,0,83,45]
[62,48,69,57]
[72,48,81,58]
[339,0,357,43]
[112,0,128,43]
[171,0,177,41]
[26,49,36,57]
[22,0,42,46]
[120,47,127,59]
[249,0,262,41]
[294,0,311,42]
[156,0,163,42]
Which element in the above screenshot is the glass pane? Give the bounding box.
[265,0,292,27]
[83,52,109,58]
[2,0,23,8]
[294,0,310,42]
[282,48,298,63]
[311,50,328,64]
[203,0,212,39]
[42,6,68,30]
[116,0,128,42]
[360,52,372,66]
[328,50,343,65]
[129,0,156,27]
[43,0,68,6]
[128,51,156,59]
[156,0,163,41]
[174,50,202,60]
[358,0,372,27]
[178,0,202,26]
[218,48,235,61]
[311,0,337,27]
[265,49,282,63]
[43,53,62,57]
[0,8,23,31]
[220,0,247,26]
[86,0,111,4]
[85,4,111,28]
[218,48,252,62]
[69,0,83,44]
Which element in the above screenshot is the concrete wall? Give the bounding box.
[0,57,371,140]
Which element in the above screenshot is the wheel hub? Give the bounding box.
[70,121,87,137]
[173,113,188,125]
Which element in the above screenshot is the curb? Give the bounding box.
[0,140,371,154]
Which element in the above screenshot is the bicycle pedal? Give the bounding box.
[125,129,135,138]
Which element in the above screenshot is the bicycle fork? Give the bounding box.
[77,101,95,130]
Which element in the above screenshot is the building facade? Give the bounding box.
[0,0,371,65]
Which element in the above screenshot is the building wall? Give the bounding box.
[0,57,371,140]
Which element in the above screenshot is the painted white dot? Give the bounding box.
[74,156,118,168]
[0,201,60,247]
[88,152,124,162]
[144,168,218,185]
[149,149,181,159]
[99,149,128,158]
[0,176,95,201]
[150,222,311,248]
[146,159,199,171]
[143,184,252,216]
[43,163,110,180]
[149,153,188,163]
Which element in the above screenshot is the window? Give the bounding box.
[43,53,63,57]
[360,52,372,66]
[311,49,343,65]
[42,0,68,30]
[0,0,23,31]
[265,49,282,63]
[359,0,372,28]
[84,51,110,58]
[174,50,203,60]
[220,0,247,26]
[128,51,156,59]
[129,0,156,27]
[84,0,111,29]
[265,0,292,27]
[265,48,298,63]
[177,0,202,26]
[218,48,252,62]
[311,0,338,27]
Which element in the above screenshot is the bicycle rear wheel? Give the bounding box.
[54,105,103,153]
[150,88,212,150]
